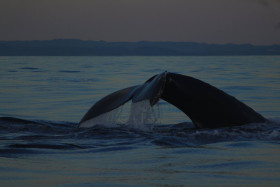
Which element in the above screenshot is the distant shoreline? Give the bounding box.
[1,39,280,56]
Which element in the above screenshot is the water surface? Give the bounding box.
[0,56,280,186]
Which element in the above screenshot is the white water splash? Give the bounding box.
[126,100,160,131]
[79,100,160,131]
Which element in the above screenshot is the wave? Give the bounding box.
[58,70,81,73]
[1,116,279,152]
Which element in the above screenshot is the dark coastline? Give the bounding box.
[1,39,280,56]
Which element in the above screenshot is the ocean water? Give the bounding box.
[0,56,280,186]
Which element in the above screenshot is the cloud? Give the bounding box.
[275,22,280,29]
[256,0,280,7]
[257,0,270,7]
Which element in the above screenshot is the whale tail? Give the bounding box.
[78,72,267,128]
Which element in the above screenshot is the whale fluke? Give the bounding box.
[78,72,267,128]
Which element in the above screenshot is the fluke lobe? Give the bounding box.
[78,72,267,128]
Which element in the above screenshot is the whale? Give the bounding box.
[78,71,267,128]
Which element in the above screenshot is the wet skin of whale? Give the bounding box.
[78,72,267,128]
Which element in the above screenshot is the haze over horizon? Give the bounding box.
[1,0,280,45]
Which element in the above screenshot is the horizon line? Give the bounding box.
[1,38,280,47]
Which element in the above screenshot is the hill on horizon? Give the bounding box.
[0,39,280,56]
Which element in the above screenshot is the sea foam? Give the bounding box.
[79,100,160,131]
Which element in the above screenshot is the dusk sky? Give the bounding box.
[1,0,280,45]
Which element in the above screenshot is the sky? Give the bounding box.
[0,0,280,45]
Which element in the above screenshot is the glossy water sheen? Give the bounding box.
[0,56,280,186]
